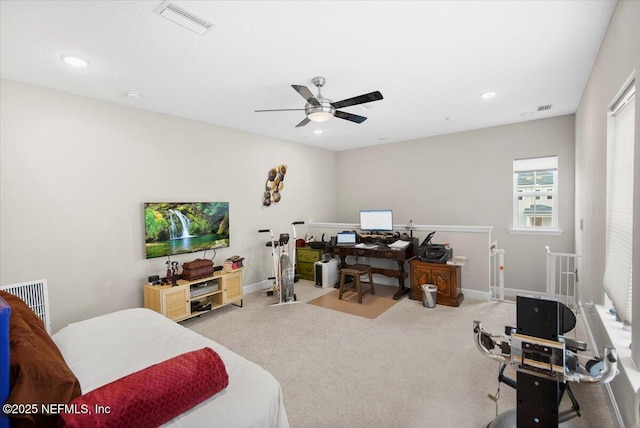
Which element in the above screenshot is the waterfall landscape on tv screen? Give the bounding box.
[144,202,229,259]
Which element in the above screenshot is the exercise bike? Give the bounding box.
[258,221,304,306]
[473,295,618,428]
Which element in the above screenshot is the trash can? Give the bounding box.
[421,284,438,308]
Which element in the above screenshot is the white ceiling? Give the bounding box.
[0,1,617,151]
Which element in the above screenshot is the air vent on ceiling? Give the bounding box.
[155,1,214,35]
[537,104,552,111]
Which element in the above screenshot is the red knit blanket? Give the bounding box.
[60,347,228,428]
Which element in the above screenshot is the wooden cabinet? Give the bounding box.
[144,269,243,322]
[162,285,190,321]
[409,260,463,307]
[296,247,323,280]
[221,269,242,304]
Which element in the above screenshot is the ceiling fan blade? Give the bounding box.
[295,118,310,128]
[331,91,383,109]
[334,110,367,124]
[255,108,305,112]
[292,85,320,106]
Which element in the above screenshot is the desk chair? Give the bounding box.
[338,264,375,304]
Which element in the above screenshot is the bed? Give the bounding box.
[0,291,289,428]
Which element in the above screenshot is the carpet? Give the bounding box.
[183,283,618,428]
[307,284,399,319]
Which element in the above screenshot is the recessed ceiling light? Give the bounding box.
[313,129,323,135]
[125,91,141,100]
[480,91,497,99]
[61,54,89,68]
[520,112,534,117]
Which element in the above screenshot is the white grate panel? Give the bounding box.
[0,279,50,334]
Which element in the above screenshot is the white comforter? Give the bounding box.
[53,308,289,428]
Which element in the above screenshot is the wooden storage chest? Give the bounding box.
[409,260,464,307]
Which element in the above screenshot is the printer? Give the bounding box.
[417,232,452,264]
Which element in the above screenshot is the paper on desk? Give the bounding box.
[355,243,378,249]
[388,240,410,249]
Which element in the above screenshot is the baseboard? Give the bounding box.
[244,280,271,295]
[461,288,491,301]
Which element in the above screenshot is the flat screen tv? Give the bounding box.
[359,209,393,233]
[144,202,229,259]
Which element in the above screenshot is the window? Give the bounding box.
[603,82,635,324]
[512,156,558,231]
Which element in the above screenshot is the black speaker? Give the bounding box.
[148,275,160,283]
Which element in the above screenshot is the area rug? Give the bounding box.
[307,284,399,319]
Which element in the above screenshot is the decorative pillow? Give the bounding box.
[60,347,228,428]
[0,290,82,428]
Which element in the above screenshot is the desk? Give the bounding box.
[328,238,417,300]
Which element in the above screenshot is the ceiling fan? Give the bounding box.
[255,76,383,127]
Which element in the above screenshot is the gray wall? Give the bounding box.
[336,115,576,294]
[574,1,639,425]
[0,79,337,332]
[0,79,577,330]
[575,0,639,308]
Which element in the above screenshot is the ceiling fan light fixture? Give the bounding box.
[256,76,382,127]
[307,105,335,122]
[308,112,333,122]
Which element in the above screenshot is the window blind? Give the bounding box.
[514,156,557,173]
[603,85,635,323]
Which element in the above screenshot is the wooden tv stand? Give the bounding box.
[144,268,243,322]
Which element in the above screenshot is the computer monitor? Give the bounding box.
[359,210,393,233]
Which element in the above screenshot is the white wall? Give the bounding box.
[336,115,576,294]
[574,1,640,426]
[0,79,337,332]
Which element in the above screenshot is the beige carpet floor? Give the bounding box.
[182,280,619,428]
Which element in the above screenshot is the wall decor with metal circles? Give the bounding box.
[263,164,287,206]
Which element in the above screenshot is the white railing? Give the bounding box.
[0,279,50,334]
[545,246,581,311]
[490,245,581,312]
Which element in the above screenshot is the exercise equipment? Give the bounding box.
[473,295,618,428]
[259,221,304,306]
